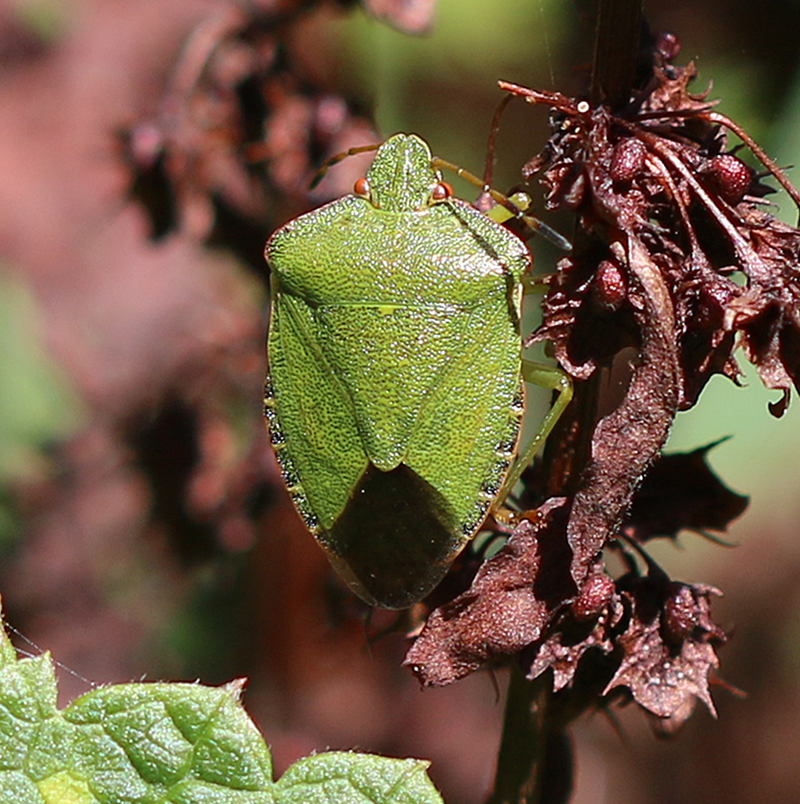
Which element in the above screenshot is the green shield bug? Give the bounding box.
[264,133,571,608]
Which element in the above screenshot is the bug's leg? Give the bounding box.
[431,156,572,252]
[496,360,573,507]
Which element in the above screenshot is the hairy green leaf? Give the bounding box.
[0,609,443,804]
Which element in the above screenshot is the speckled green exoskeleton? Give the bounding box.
[264,134,571,608]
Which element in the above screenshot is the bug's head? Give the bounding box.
[357,133,450,213]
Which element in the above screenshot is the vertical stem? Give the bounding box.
[590,0,644,108]
[486,668,549,804]
[486,668,572,804]
[486,5,645,803]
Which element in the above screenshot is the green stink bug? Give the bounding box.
[264,134,571,609]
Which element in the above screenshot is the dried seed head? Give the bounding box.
[610,138,646,185]
[702,154,753,205]
[593,260,628,311]
[572,573,616,620]
[662,583,701,644]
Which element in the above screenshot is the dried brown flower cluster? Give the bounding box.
[407,41,800,729]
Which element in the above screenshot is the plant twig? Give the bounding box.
[487,670,561,804]
[487,3,645,802]
[590,0,644,108]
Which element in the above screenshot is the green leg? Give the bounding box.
[497,360,573,506]
[521,275,550,295]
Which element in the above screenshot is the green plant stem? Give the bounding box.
[486,667,571,804]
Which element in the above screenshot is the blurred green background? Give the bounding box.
[2,0,800,802]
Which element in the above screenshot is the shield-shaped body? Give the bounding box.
[265,134,530,608]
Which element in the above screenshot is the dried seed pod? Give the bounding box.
[592,259,628,311]
[655,31,682,62]
[572,572,616,620]
[662,583,700,643]
[702,153,753,205]
[610,138,646,185]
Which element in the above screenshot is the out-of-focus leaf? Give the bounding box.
[0,270,82,482]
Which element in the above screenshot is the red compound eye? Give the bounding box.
[431,182,453,201]
[354,177,370,197]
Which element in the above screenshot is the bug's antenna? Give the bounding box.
[484,94,515,188]
[310,142,383,189]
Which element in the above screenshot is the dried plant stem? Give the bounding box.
[486,4,644,803]
[590,0,644,108]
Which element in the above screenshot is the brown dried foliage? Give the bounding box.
[406,41,800,729]
[121,0,382,273]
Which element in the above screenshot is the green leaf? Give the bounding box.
[275,753,443,804]
[0,605,443,804]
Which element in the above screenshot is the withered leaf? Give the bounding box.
[404,499,574,686]
[565,235,681,587]
[604,580,726,722]
[526,623,613,693]
[622,440,749,543]
[727,211,800,415]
